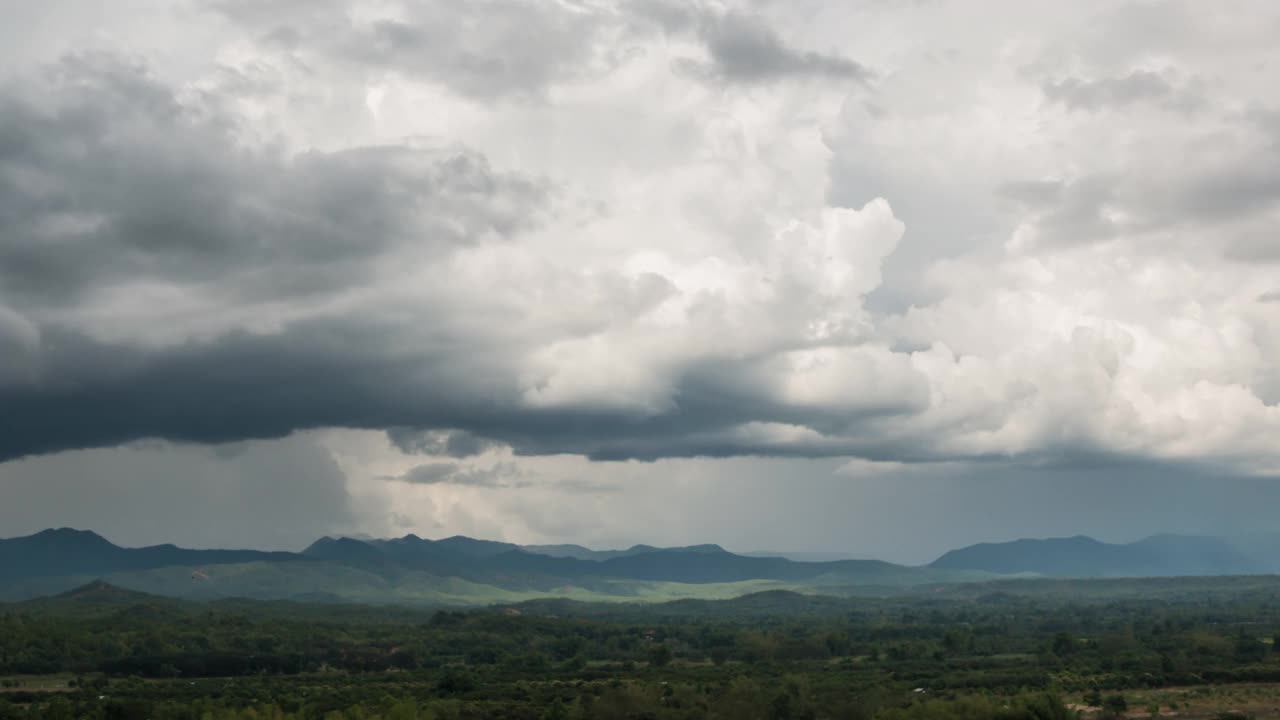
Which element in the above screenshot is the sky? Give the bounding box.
[1,0,1278,565]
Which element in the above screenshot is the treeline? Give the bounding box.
[4,596,1280,686]
[3,588,1280,718]
[0,684,1081,720]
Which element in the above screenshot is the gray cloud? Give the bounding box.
[997,176,1124,246]
[395,462,462,484]
[0,319,507,460]
[0,55,550,310]
[0,57,925,465]
[387,460,616,493]
[998,136,1280,253]
[386,429,501,458]
[691,11,872,84]
[553,477,623,495]
[1042,70,1179,112]
[340,5,621,100]
[391,461,529,489]
[209,0,635,101]
[0,317,934,464]
[210,0,872,97]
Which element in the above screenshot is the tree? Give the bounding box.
[1051,632,1076,656]
[542,699,569,720]
[648,644,672,668]
[1024,694,1076,720]
[1103,694,1128,715]
[1235,633,1268,663]
[436,668,477,696]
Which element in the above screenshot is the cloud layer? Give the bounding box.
[1,0,1278,485]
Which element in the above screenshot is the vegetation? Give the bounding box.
[4,579,1280,718]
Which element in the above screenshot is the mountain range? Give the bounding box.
[2,528,1277,606]
[930,533,1280,577]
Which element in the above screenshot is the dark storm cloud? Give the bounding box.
[0,55,550,309]
[0,320,501,461]
[0,314,935,464]
[386,429,502,458]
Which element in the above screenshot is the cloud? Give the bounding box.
[384,457,615,494]
[0,0,1277,484]
[386,429,500,458]
[394,462,461,485]
[0,53,922,466]
[391,461,528,489]
[209,0,872,98]
[992,71,1280,254]
[1041,69,1182,112]
[207,0,649,101]
[689,11,872,84]
[0,55,550,312]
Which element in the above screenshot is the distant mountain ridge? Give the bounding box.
[0,527,303,583]
[302,533,913,587]
[0,527,968,604]
[930,533,1275,577]
[3,528,1275,606]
